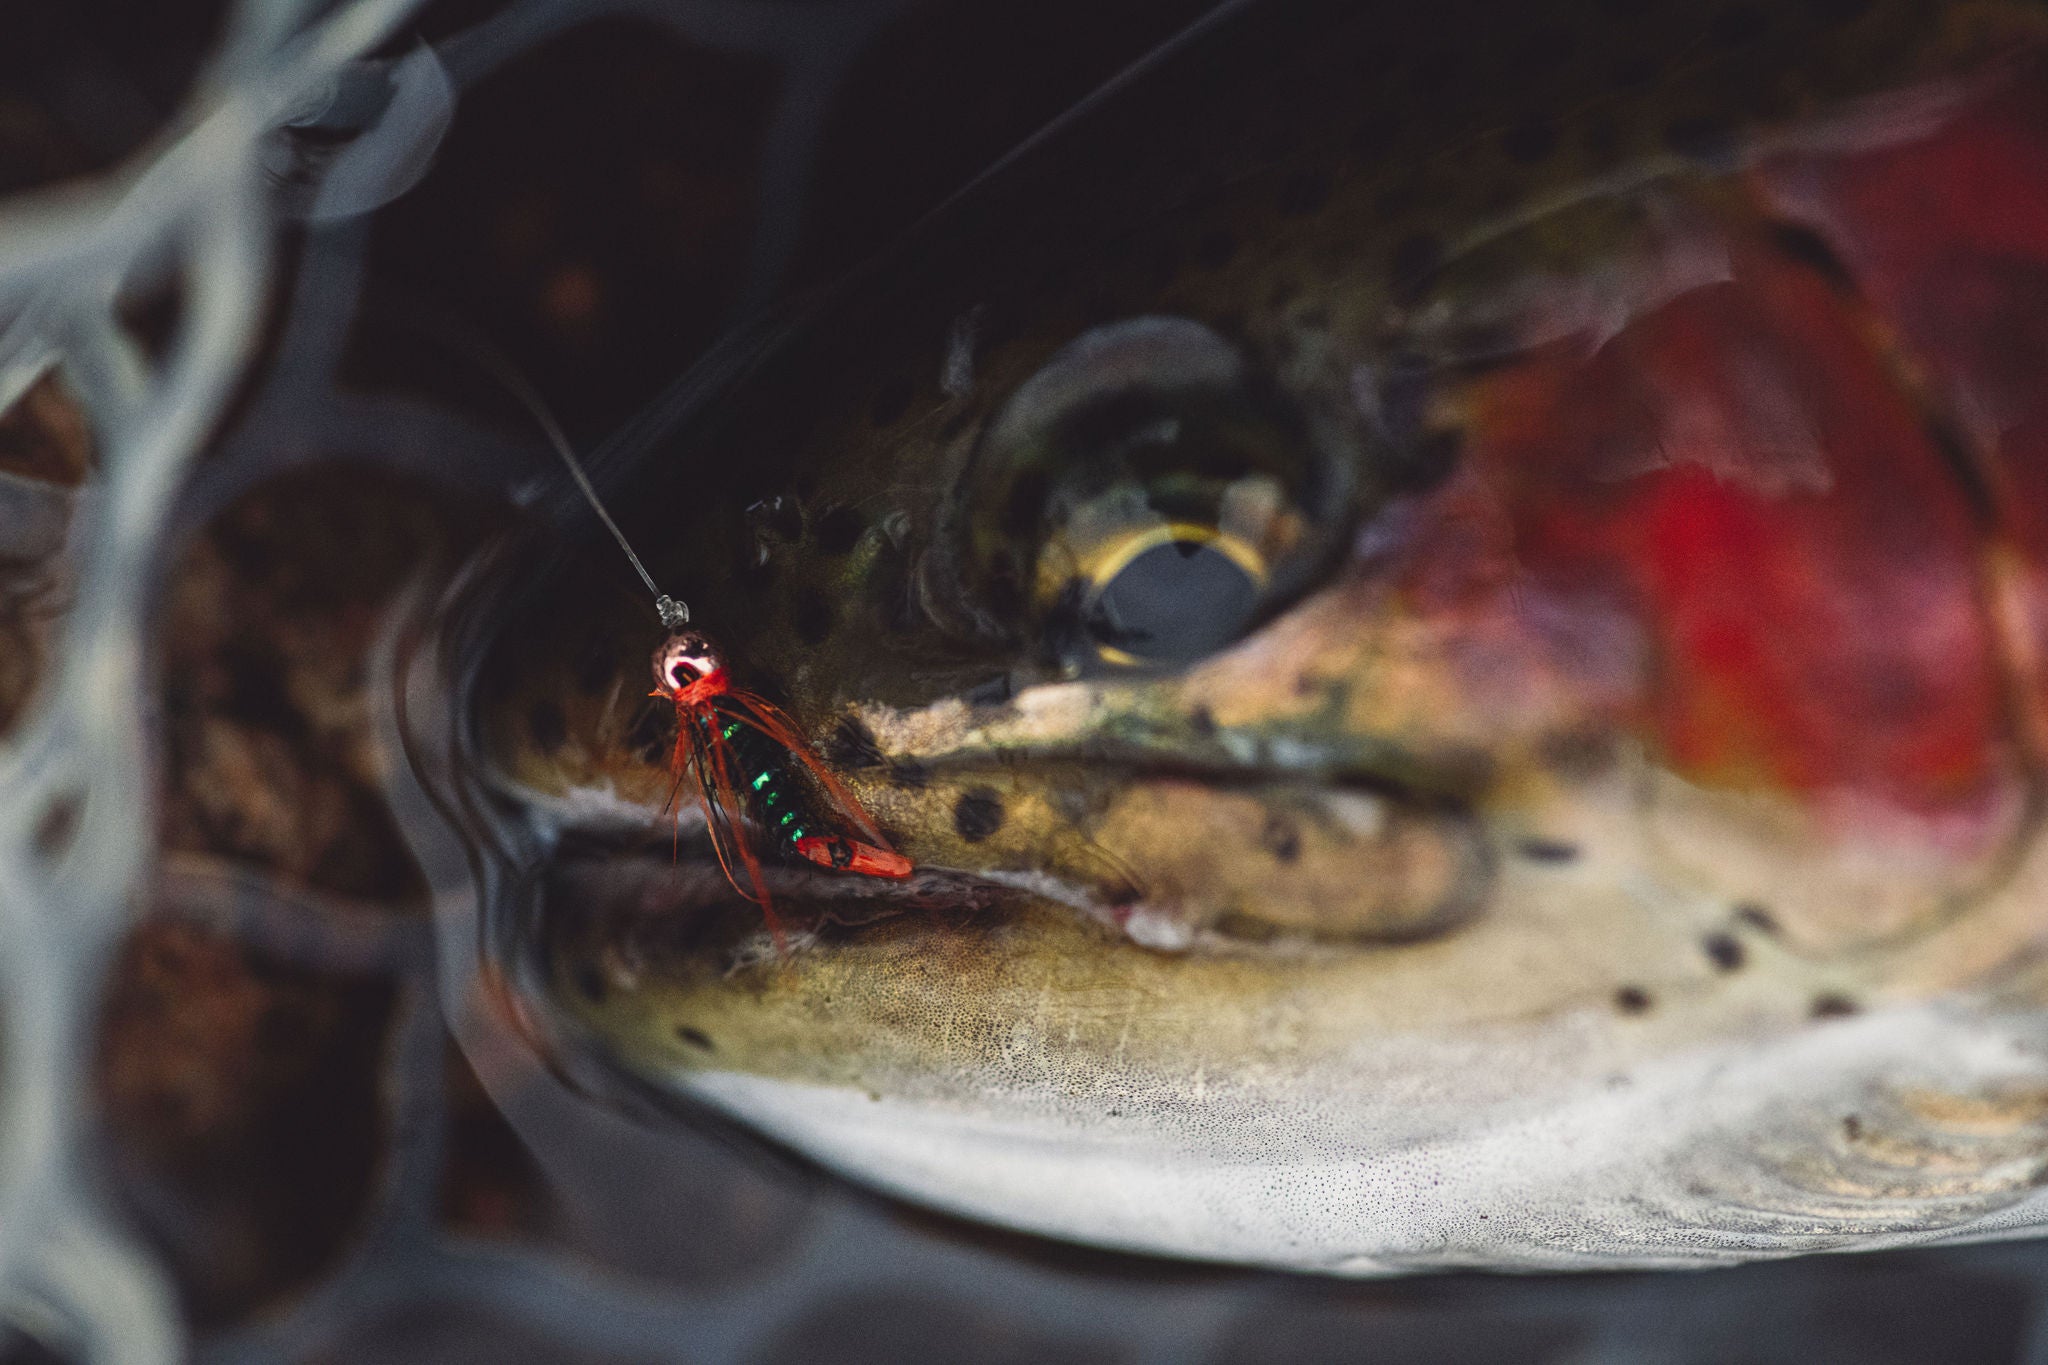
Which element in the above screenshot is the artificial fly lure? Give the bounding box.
[650,632,913,942]
[481,337,914,943]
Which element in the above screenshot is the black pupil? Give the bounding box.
[1091,540,1257,662]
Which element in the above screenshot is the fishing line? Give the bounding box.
[384,300,691,631]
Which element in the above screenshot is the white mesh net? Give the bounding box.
[0,4,422,1360]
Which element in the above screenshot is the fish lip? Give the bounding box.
[544,830,1026,943]
[884,743,1493,811]
[851,687,1497,806]
[545,822,1000,906]
[862,744,1495,947]
[536,736,1492,943]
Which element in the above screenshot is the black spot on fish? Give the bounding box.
[826,716,885,770]
[793,590,835,645]
[1517,838,1579,864]
[1615,986,1653,1015]
[1768,222,1857,292]
[1734,902,1780,936]
[1500,116,1558,165]
[676,1026,715,1051]
[953,788,1006,842]
[887,759,930,790]
[869,374,914,428]
[1261,815,1301,863]
[1811,993,1860,1019]
[1189,705,1217,737]
[814,506,866,556]
[1388,232,1442,307]
[1843,1114,1863,1140]
[528,699,567,752]
[1195,229,1239,270]
[1278,170,1333,218]
[1703,933,1745,973]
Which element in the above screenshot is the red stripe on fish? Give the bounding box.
[1454,223,2006,814]
[1757,63,2048,754]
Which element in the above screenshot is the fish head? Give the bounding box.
[461,0,2048,1272]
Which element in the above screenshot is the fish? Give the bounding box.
[457,0,2048,1273]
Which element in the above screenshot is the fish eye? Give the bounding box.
[1056,521,1269,667]
[946,315,1352,673]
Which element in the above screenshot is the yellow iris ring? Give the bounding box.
[1082,522,1269,667]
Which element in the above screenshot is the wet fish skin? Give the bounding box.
[470,0,2048,1271]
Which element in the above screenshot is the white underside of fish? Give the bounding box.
[684,994,2048,1272]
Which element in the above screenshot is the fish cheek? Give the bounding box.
[1440,211,2035,954]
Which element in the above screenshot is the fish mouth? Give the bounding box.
[542,722,1496,967]
[541,841,1022,968]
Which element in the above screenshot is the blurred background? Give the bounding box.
[2,0,2047,1359]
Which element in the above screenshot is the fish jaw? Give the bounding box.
[554,810,2048,1272]
[682,999,2048,1274]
